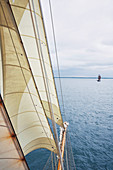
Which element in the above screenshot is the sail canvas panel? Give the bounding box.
[9,0,63,127]
[0,0,57,155]
[0,96,28,170]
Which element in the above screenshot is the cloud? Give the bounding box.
[41,0,113,77]
[102,39,113,46]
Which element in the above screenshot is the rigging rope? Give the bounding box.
[47,0,70,169]
[48,0,66,118]
[48,1,77,169]
[51,152,54,170]
[54,152,57,170]
[43,153,51,170]
[28,0,64,169]
[38,0,63,127]
[1,0,53,149]
[67,131,76,169]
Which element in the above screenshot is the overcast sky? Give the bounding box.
[41,0,113,77]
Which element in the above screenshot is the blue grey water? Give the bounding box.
[26,78,113,170]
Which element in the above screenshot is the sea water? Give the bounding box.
[26,78,113,170]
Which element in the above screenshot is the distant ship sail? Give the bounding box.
[97,74,101,82]
[0,0,75,169]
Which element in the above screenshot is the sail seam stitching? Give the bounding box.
[3,64,30,72]
[28,58,50,66]
[29,0,63,164]
[0,24,16,32]
[28,0,58,150]
[21,34,46,45]
[10,4,41,17]
[11,110,60,119]
[2,1,54,150]
[17,125,50,135]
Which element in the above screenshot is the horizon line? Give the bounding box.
[54,76,113,79]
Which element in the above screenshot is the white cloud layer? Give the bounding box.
[41,0,113,77]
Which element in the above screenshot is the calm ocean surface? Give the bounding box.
[26,78,113,170]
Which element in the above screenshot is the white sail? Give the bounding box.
[0,95,28,170]
[0,0,57,155]
[9,0,63,127]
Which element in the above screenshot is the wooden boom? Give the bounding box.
[57,122,68,170]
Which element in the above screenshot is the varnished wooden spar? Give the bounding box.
[57,122,68,170]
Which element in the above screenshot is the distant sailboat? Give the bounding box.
[0,0,75,169]
[97,74,101,82]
